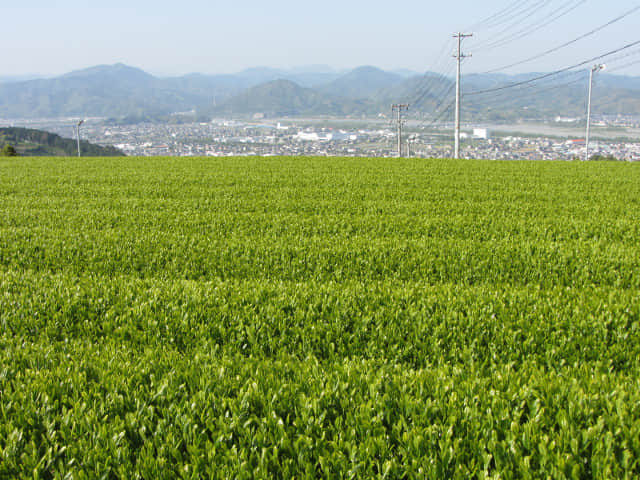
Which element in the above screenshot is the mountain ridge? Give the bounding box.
[1,63,639,121]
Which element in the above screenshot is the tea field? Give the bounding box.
[1,157,639,478]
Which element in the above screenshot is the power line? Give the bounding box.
[409,1,584,118]
[407,38,457,108]
[483,4,640,73]
[476,0,587,52]
[471,0,547,34]
[409,2,640,142]
[466,0,530,31]
[470,0,556,50]
[592,92,640,110]
[430,100,456,127]
[409,69,453,105]
[465,50,640,116]
[465,70,587,109]
[416,98,456,131]
[599,47,640,66]
[412,56,474,129]
[465,39,640,96]
[408,0,549,110]
[606,57,640,74]
[413,83,457,129]
[410,70,456,109]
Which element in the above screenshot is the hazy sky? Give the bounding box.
[3,0,640,77]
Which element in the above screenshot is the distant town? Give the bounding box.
[2,114,640,161]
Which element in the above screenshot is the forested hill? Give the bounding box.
[0,127,124,156]
[2,63,640,121]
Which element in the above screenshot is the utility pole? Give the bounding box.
[585,64,605,161]
[407,135,417,157]
[453,33,472,159]
[391,104,409,157]
[76,119,84,157]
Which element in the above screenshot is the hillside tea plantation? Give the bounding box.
[1,157,639,478]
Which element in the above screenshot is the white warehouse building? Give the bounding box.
[473,128,490,140]
[295,130,357,142]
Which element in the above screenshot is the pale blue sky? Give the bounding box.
[3,0,640,77]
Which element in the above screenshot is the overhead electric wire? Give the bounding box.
[465,39,640,96]
[465,78,588,116]
[411,74,451,107]
[409,0,546,112]
[408,1,637,133]
[411,54,465,126]
[606,57,640,73]
[591,93,640,111]
[589,69,640,110]
[471,0,545,33]
[432,101,456,126]
[412,83,456,126]
[476,0,587,52]
[467,47,640,116]
[466,0,531,31]
[409,62,456,107]
[419,99,456,130]
[402,41,452,106]
[409,0,570,120]
[405,1,640,153]
[411,67,456,108]
[409,82,456,130]
[407,38,457,108]
[470,0,556,50]
[472,0,557,47]
[483,4,640,73]
[466,70,588,108]
[413,84,457,129]
[430,83,456,116]
[599,46,640,65]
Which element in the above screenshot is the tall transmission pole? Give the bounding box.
[76,119,84,157]
[585,64,605,161]
[391,104,409,157]
[453,33,472,159]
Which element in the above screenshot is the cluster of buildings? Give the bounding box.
[452,136,640,161]
[2,116,639,161]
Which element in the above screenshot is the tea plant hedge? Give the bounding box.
[1,157,639,478]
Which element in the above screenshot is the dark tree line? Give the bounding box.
[1,144,18,156]
[0,127,124,156]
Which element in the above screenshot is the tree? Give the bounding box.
[590,154,618,162]
[1,144,18,156]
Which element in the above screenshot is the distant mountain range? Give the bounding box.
[1,63,639,122]
[212,79,379,117]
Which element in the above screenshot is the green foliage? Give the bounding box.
[213,79,376,117]
[0,127,124,157]
[1,143,18,156]
[1,157,639,478]
[590,154,619,161]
